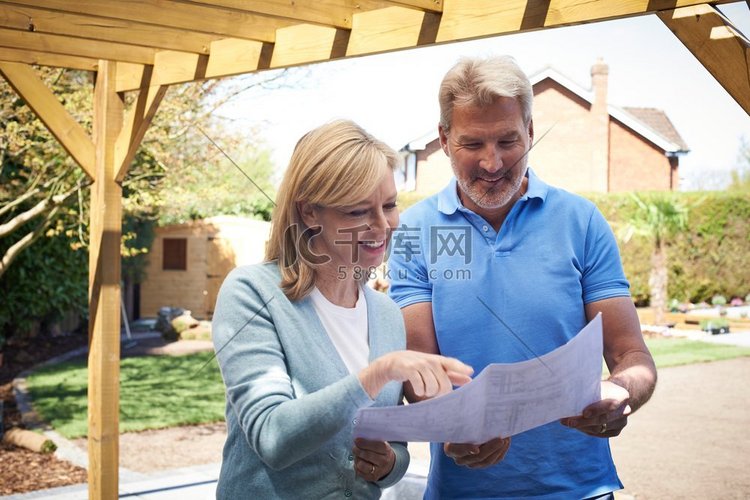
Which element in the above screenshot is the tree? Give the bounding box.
[0,68,92,280]
[1,66,291,340]
[619,193,689,326]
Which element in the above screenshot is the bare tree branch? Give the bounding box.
[0,183,79,239]
[0,187,40,219]
[0,205,62,279]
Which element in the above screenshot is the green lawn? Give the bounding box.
[25,337,750,438]
[645,336,750,368]
[26,352,226,438]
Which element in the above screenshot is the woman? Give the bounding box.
[212,120,472,498]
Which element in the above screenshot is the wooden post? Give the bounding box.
[88,60,123,500]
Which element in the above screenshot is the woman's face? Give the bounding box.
[301,168,399,276]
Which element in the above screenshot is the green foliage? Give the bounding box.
[1,68,280,344]
[711,295,727,307]
[0,232,88,338]
[26,352,225,438]
[698,318,730,331]
[618,192,689,247]
[591,191,750,305]
[157,139,276,225]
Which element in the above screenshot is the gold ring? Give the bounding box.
[600,423,608,434]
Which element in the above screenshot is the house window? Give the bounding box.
[163,238,187,270]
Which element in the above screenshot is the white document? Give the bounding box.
[354,313,603,443]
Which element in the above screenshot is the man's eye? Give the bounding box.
[463,143,481,149]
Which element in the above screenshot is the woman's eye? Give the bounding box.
[348,210,367,217]
[384,203,398,211]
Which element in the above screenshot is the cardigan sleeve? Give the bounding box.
[375,442,410,489]
[212,266,374,471]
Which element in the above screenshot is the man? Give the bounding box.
[388,56,657,499]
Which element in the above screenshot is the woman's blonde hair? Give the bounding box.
[265,119,399,301]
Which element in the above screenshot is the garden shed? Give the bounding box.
[0,1,748,498]
[139,216,271,319]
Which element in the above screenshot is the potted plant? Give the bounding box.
[700,318,730,335]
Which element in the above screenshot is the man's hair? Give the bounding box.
[265,119,399,301]
[439,55,533,132]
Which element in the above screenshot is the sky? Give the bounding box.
[218,2,750,191]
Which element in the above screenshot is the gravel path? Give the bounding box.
[611,357,750,499]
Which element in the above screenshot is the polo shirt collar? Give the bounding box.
[437,167,548,216]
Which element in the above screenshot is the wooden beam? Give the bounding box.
[658,4,750,115]
[0,27,156,65]
[116,69,167,182]
[0,3,220,54]
[187,0,442,28]
[0,46,98,71]
[347,6,440,55]
[0,0,289,42]
[115,39,271,92]
[88,59,123,500]
[0,61,95,178]
[271,24,347,67]
[435,0,737,42]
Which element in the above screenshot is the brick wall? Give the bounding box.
[609,118,676,192]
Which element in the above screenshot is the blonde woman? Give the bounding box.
[212,120,472,499]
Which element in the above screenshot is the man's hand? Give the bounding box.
[444,436,511,468]
[561,380,631,438]
[353,438,395,482]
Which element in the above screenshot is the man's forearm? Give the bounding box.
[608,351,657,413]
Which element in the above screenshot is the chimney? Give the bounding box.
[590,58,609,192]
[591,57,609,113]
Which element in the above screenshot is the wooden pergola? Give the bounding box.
[0,1,747,498]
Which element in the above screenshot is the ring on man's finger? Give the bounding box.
[599,422,607,434]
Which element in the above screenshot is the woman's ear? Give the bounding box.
[297,201,317,228]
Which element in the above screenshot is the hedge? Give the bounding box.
[399,190,750,306]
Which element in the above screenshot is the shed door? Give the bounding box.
[205,236,235,317]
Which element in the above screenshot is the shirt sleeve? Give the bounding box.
[387,230,433,308]
[212,268,374,471]
[581,207,631,304]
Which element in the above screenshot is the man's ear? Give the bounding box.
[438,124,450,156]
[297,201,317,228]
[528,119,534,144]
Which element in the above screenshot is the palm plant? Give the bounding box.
[620,193,689,326]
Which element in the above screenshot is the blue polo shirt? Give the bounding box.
[388,169,628,499]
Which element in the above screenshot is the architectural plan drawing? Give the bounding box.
[354,314,603,443]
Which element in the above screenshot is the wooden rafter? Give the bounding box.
[0,27,157,65]
[0,4,221,54]
[0,0,291,42]
[115,68,167,182]
[0,46,98,71]
[658,4,750,115]
[0,61,95,177]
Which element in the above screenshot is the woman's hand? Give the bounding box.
[353,438,395,482]
[358,351,473,399]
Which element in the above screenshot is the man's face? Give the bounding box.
[439,96,533,214]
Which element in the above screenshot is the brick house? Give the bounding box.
[401,59,689,195]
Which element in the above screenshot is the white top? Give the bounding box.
[309,286,369,374]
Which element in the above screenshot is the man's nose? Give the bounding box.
[478,145,502,173]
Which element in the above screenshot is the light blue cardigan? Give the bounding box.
[212,262,410,499]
